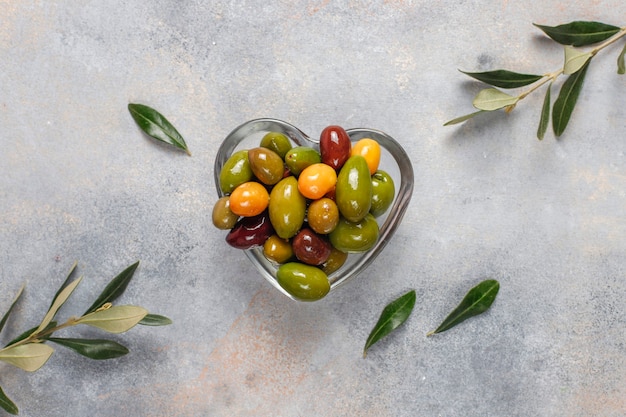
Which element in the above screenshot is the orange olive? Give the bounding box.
[351,138,381,175]
[229,181,270,217]
[297,163,337,200]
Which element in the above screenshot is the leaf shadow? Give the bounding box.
[531,34,563,57]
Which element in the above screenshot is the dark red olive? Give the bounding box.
[320,125,351,170]
[226,210,274,249]
[291,228,332,266]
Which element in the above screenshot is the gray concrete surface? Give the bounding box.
[1,1,625,416]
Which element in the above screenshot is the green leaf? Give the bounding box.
[128,103,191,155]
[0,284,24,335]
[563,46,592,75]
[77,305,148,334]
[460,69,543,89]
[428,279,500,336]
[0,386,18,415]
[49,337,129,360]
[6,322,57,347]
[48,260,78,310]
[552,59,591,137]
[35,276,82,334]
[84,261,139,315]
[618,43,626,75]
[363,290,416,357]
[537,82,552,140]
[534,21,620,46]
[472,88,519,111]
[0,343,54,372]
[443,110,486,126]
[139,313,173,326]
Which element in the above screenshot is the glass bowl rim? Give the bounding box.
[214,118,414,301]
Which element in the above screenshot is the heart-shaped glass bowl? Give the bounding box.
[214,118,414,301]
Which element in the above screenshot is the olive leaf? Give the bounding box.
[618,43,626,74]
[128,103,191,155]
[363,289,416,357]
[563,46,593,75]
[0,343,55,372]
[48,260,78,310]
[553,59,591,137]
[139,313,173,326]
[49,337,129,360]
[534,21,620,46]
[448,21,624,138]
[6,322,57,347]
[472,88,519,111]
[537,82,552,140]
[443,110,486,126]
[460,69,543,89]
[428,279,499,336]
[0,262,169,414]
[35,276,82,334]
[0,285,25,335]
[0,386,18,415]
[77,305,148,334]
[84,261,139,315]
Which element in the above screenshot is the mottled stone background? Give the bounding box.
[1,1,625,416]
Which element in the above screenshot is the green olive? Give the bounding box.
[370,170,395,217]
[335,155,372,222]
[260,132,292,159]
[212,196,240,230]
[248,147,284,185]
[329,213,379,253]
[219,150,253,194]
[269,176,306,239]
[263,235,293,264]
[285,146,321,176]
[276,262,330,301]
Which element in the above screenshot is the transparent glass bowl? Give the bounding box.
[214,118,414,301]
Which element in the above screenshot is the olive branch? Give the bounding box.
[445,21,626,139]
[0,261,171,415]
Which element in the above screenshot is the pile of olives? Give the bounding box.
[212,125,395,301]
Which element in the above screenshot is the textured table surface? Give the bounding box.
[1,1,625,416]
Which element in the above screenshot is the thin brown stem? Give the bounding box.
[0,317,80,351]
[518,70,562,101]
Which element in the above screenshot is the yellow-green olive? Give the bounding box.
[307,197,339,234]
[260,131,292,159]
[328,213,379,253]
[335,155,372,222]
[212,196,239,230]
[219,150,253,194]
[370,170,395,217]
[263,235,293,264]
[285,146,321,176]
[276,262,330,301]
[269,176,306,239]
[321,247,348,275]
